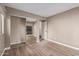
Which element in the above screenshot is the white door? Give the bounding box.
[42,21,48,40]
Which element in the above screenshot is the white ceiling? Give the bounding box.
[2,3,79,17]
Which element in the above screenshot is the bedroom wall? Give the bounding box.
[47,6,79,48]
[10,16,26,45]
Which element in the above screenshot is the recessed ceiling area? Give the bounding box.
[2,3,79,17]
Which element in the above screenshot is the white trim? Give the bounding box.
[1,14,4,34]
[10,41,26,45]
[46,39,79,51]
[11,41,22,45]
[1,49,5,56]
[1,47,10,56]
[4,47,10,50]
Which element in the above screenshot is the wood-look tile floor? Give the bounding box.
[3,40,79,56]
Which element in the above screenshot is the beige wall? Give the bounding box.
[43,21,48,39]
[4,15,10,48]
[47,7,79,48]
[11,16,26,45]
[33,22,38,37]
[0,5,6,55]
[0,14,3,55]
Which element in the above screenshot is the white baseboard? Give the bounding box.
[1,49,5,56]
[10,41,25,45]
[46,39,79,51]
[4,47,10,50]
[1,47,10,56]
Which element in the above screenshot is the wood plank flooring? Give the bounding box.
[3,40,79,56]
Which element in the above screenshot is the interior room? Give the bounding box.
[0,3,79,56]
